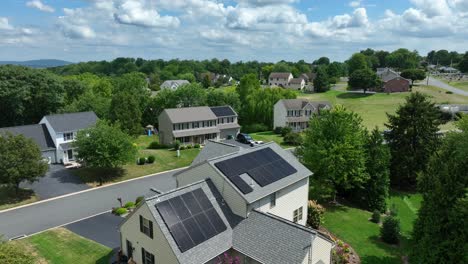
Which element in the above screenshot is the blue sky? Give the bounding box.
[1,0,467,62]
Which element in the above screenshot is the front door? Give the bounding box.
[67,149,74,161]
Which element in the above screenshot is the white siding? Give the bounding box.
[310,236,333,264]
[176,163,248,218]
[120,203,179,264]
[248,178,309,226]
[273,101,287,129]
[158,111,174,145]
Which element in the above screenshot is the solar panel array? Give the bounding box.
[210,106,236,117]
[214,148,298,194]
[155,188,227,253]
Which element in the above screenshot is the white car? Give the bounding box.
[249,140,264,147]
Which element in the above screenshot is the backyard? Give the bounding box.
[13,228,113,264]
[74,135,200,186]
[323,192,422,264]
[250,131,296,149]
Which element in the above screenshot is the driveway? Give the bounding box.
[420,77,468,96]
[20,165,89,200]
[0,168,181,240]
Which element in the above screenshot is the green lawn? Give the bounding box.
[74,135,200,186]
[449,81,468,92]
[297,85,467,129]
[21,228,113,264]
[0,185,37,211]
[322,192,422,264]
[250,131,295,148]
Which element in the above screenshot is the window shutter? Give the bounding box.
[139,215,143,233]
[149,220,153,239]
[141,248,146,264]
[151,253,155,264]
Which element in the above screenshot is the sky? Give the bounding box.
[0,0,467,62]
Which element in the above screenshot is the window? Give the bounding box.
[193,122,199,128]
[141,248,155,264]
[293,207,303,223]
[139,215,153,238]
[270,193,276,208]
[63,132,74,141]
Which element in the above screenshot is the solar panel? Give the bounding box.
[210,106,235,117]
[214,147,297,193]
[155,188,227,253]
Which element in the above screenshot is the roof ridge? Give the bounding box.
[0,123,44,130]
[145,179,209,202]
[44,111,94,117]
[205,142,275,163]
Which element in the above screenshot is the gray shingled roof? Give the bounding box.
[269,72,292,79]
[163,107,217,123]
[233,210,316,264]
[207,142,313,204]
[43,111,98,133]
[0,124,55,151]
[280,99,332,110]
[289,78,304,84]
[160,80,190,89]
[377,68,401,82]
[192,140,240,165]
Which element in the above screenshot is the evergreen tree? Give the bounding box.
[313,66,330,92]
[411,117,468,264]
[385,92,441,189]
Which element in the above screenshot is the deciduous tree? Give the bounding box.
[400,69,426,86]
[347,53,369,75]
[348,68,381,93]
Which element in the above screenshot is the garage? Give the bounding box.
[220,128,240,140]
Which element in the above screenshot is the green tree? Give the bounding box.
[202,74,211,88]
[298,106,369,201]
[206,88,241,111]
[400,69,426,86]
[347,53,369,75]
[411,117,468,264]
[385,48,420,70]
[272,62,292,73]
[313,66,330,92]
[385,92,441,189]
[109,92,142,135]
[174,83,207,107]
[348,68,381,93]
[313,57,330,65]
[0,133,48,194]
[353,128,390,212]
[74,121,136,185]
[457,51,468,73]
[0,239,36,264]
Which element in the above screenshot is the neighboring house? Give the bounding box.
[158,106,240,145]
[274,99,331,132]
[39,111,98,164]
[120,142,334,264]
[300,72,316,84]
[376,68,410,93]
[0,124,56,163]
[160,80,190,91]
[288,78,306,90]
[0,111,98,164]
[268,72,293,88]
[200,73,234,86]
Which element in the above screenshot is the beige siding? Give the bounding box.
[273,101,287,128]
[158,111,174,145]
[120,203,179,264]
[176,163,248,217]
[249,178,309,226]
[310,236,333,264]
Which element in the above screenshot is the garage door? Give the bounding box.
[41,150,57,164]
[220,128,239,140]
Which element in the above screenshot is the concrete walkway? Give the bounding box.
[420,77,468,96]
[0,168,181,240]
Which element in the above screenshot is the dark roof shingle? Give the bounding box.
[0,124,55,151]
[43,111,98,133]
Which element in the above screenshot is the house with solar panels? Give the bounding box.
[119,142,334,264]
[158,106,240,145]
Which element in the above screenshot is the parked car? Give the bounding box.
[237,133,253,144]
[249,140,264,147]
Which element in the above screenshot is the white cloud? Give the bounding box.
[0,17,14,30]
[236,0,298,6]
[409,0,451,17]
[113,0,180,28]
[349,0,362,8]
[26,0,55,13]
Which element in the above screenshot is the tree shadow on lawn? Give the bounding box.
[0,185,35,207]
[95,248,115,264]
[323,202,351,213]
[73,168,125,186]
[336,92,375,99]
[366,234,410,264]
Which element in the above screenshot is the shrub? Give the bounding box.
[281,126,293,137]
[389,203,398,216]
[148,141,167,149]
[147,155,155,164]
[307,200,325,229]
[135,196,144,205]
[124,201,135,208]
[274,126,283,134]
[445,91,453,94]
[173,140,181,150]
[187,144,193,149]
[114,207,128,216]
[137,157,146,165]
[241,123,269,133]
[283,132,303,145]
[380,216,400,244]
[194,144,200,149]
[332,239,352,264]
[180,145,186,150]
[371,210,381,223]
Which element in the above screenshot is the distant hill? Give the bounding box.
[0,59,73,68]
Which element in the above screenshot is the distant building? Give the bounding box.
[160,80,190,91]
[268,72,293,88]
[274,99,331,131]
[376,68,410,93]
[287,78,306,90]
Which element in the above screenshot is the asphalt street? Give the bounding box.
[0,168,181,240]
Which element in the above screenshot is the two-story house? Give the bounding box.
[119,142,334,264]
[268,72,293,87]
[158,106,240,145]
[39,111,98,163]
[160,80,190,91]
[0,111,98,164]
[274,99,331,132]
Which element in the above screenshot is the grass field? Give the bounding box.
[0,185,37,211]
[75,135,200,186]
[449,81,468,92]
[15,228,113,264]
[297,85,467,129]
[250,131,295,148]
[323,192,422,264]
